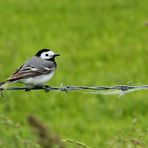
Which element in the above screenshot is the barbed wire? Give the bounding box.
[1,84,148,96]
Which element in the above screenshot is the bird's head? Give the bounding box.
[35,48,60,61]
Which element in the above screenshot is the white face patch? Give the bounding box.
[40,51,55,60]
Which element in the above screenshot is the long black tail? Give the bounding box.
[0,81,6,86]
[0,81,8,90]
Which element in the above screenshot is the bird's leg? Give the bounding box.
[41,85,51,93]
[24,84,51,93]
[25,84,35,92]
[25,88,31,92]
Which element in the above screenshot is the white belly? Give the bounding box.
[20,71,55,85]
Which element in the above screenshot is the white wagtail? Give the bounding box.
[0,48,60,90]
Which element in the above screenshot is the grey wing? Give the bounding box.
[7,66,54,82]
[7,57,55,82]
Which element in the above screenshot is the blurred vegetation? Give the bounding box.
[0,0,148,147]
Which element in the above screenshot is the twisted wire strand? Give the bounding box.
[1,85,148,96]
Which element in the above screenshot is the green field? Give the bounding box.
[0,0,148,147]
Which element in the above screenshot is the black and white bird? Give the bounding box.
[0,48,60,89]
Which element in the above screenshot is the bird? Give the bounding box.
[0,48,60,90]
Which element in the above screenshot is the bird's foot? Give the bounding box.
[25,88,31,92]
[42,85,51,93]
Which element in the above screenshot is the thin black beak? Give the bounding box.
[54,54,60,57]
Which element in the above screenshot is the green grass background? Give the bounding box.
[0,0,148,147]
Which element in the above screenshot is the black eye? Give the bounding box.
[45,54,49,56]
